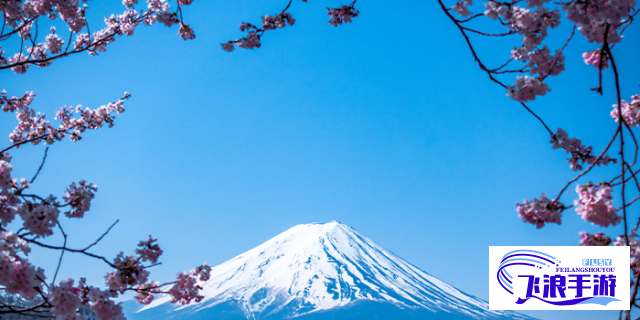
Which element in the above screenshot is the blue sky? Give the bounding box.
[2,1,639,319]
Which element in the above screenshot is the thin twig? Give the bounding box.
[30,147,49,184]
[82,219,119,251]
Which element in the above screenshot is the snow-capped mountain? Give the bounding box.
[126,222,533,320]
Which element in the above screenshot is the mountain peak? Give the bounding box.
[133,222,532,320]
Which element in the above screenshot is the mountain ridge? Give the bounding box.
[126,221,534,320]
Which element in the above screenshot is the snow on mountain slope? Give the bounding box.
[136,221,530,319]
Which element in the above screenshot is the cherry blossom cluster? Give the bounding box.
[84,284,124,320]
[0,231,44,301]
[2,0,196,74]
[451,0,473,17]
[221,11,296,52]
[18,198,60,237]
[135,281,160,304]
[178,23,196,40]
[221,0,359,52]
[506,75,550,102]
[327,4,360,27]
[614,232,640,256]
[4,92,131,146]
[1,0,88,31]
[63,180,97,218]
[164,263,211,305]
[527,45,565,77]
[516,193,564,228]
[192,263,212,281]
[579,231,612,246]
[562,0,635,44]
[550,128,617,171]
[483,2,560,54]
[582,49,609,69]
[477,1,564,101]
[262,12,296,31]
[0,251,46,301]
[611,94,640,127]
[574,183,622,228]
[1,162,97,243]
[0,231,31,256]
[106,253,150,293]
[169,270,204,305]
[135,236,163,264]
[50,279,82,319]
[614,233,640,273]
[0,158,19,227]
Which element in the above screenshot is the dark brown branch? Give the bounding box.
[30,147,49,184]
[555,127,620,201]
[82,220,119,251]
[51,222,67,286]
[437,0,554,136]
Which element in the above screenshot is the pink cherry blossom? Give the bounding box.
[105,252,149,292]
[221,42,235,52]
[50,279,82,318]
[527,45,565,77]
[123,0,139,8]
[562,0,634,44]
[8,53,30,74]
[574,183,622,228]
[135,235,163,264]
[237,31,261,50]
[327,5,359,27]
[579,231,612,246]
[516,193,564,228]
[611,95,640,127]
[582,49,609,69]
[0,231,31,255]
[525,0,551,7]
[178,23,196,40]
[135,281,160,304]
[45,28,65,55]
[451,0,473,17]
[18,198,60,238]
[89,294,124,320]
[63,180,97,218]
[0,252,45,300]
[551,128,616,171]
[18,22,33,40]
[506,75,550,102]
[191,263,211,281]
[169,272,203,305]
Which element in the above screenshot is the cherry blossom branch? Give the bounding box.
[591,24,611,95]
[30,147,49,184]
[23,238,117,269]
[0,134,59,154]
[0,16,37,41]
[554,127,620,201]
[460,27,516,37]
[602,39,630,247]
[624,161,640,195]
[82,220,119,252]
[541,23,576,81]
[437,0,556,135]
[437,0,507,89]
[457,13,485,23]
[631,274,640,319]
[221,0,359,52]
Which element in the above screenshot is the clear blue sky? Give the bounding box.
[2,1,639,319]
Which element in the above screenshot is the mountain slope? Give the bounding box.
[127,222,532,320]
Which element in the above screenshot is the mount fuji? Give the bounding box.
[124,222,533,320]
